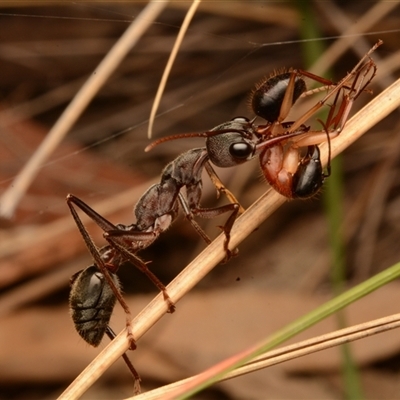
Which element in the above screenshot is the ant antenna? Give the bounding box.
[145,132,209,152]
[145,128,251,152]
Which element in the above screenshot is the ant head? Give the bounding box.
[251,69,306,123]
[145,117,259,168]
[205,117,258,167]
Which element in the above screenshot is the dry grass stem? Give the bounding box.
[147,0,200,139]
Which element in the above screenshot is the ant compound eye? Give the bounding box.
[230,142,253,159]
[207,132,255,167]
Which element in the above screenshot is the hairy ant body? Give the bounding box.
[67,41,381,388]
[69,265,120,347]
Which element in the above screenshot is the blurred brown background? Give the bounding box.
[0,2,399,399]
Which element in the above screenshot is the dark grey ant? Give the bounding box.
[66,117,293,352]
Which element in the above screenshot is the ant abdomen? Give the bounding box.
[259,144,325,200]
[251,71,306,122]
[292,145,324,199]
[69,265,119,347]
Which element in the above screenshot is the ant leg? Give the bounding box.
[67,194,117,231]
[104,231,175,313]
[289,43,380,134]
[180,190,241,261]
[205,162,245,214]
[67,193,158,244]
[292,55,376,149]
[178,192,213,246]
[274,70,298,123]
[186,163,244,260]
[106,327,141,395]
[66,195,136,348]
[202,202,241,261]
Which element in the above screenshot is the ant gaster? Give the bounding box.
[69,265,120,347]
[69,263,142,392]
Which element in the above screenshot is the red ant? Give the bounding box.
[252,40,381,198]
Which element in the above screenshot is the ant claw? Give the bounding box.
[127,335,137,352]
[230,247,239,258]
[220,242,239,264]
[167,303,176,314]
[125,320,137,351]
[162,291,176,313]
